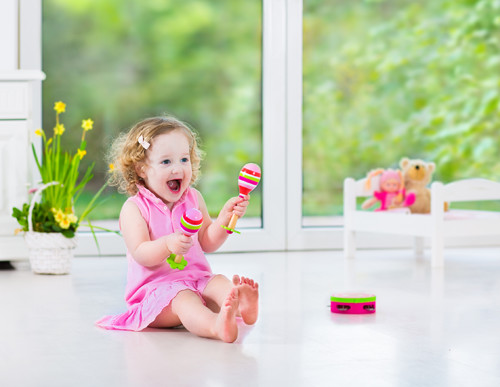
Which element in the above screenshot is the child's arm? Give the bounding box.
[120,201,192,267]
[195,189,249,253]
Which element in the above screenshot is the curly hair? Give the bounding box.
[107,116,203,196]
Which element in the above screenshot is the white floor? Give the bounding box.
[1,248,500,387]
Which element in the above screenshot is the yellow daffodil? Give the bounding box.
[54,101,66,114]
[54,124,65,136]
[77,149,87,160]
[52,209,73,229]
[82,119,94,131]
[12,100,109,238]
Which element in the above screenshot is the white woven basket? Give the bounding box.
[25,182,78,275]
[25,232,78,274]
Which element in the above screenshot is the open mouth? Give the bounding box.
[167,179,182,193]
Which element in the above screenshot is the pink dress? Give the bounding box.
[96,185,214,331]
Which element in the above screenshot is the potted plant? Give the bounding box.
[12,101,108,274]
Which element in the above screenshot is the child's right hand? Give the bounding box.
[165,232,193,256]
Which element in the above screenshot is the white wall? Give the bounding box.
[19,0,42,69]
[0,0,41,70]
[0,0,19,69]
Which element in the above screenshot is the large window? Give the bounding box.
[42,0,289,255]
[40,0,500,253]
[42,0,263,223]
[302,0,500,227]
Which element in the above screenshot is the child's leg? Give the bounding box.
[201,275,233,312]
[150,289,239,343]
[203,274,259,325]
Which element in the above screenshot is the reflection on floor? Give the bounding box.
[1,248,500,387]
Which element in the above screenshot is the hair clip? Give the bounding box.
[138,135,150,150]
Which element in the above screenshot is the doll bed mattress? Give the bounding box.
[370,208,500,220]
[443,209,500,220]
[349,208,500,238]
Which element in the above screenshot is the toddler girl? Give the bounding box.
[96,116,259,343]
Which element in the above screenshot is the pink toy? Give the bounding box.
[222,163,261,234]
[330,293,376,314]
[362,168,415,211]
[167,208,203,270]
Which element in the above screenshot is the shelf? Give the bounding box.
[0,70,46,81]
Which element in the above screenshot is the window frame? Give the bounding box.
[33,0,500,255]
[37,0,287,255]
[286,0,343,250]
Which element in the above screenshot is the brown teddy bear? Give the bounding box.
[399,157,435,214]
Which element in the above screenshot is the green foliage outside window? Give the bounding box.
[43,0,262,219]
[303,0,500,216]
[44,0,500,220]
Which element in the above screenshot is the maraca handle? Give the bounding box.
[222,213,240,234]
[228,213,239,230]
[173,232,191,262]
[166,233,191,270]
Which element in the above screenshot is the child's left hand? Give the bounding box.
[198,194,250,252]
[221,196,249,222]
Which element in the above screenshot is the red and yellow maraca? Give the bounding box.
[167,208,203,270]
[222,163,261,234]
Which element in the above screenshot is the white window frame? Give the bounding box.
[286,0,414,251]
[29,0,405,255]
[207,0,287,253]
[285,0,500,252]
[286,0,343,250]
[31,0,500,256]
[35,0,288,255]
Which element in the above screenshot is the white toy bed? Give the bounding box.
[343,177,500,267]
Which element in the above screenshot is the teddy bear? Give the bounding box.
[399,157,435,214]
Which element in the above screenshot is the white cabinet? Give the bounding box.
[0,71,45,260]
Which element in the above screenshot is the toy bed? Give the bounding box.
[343,177,500,267]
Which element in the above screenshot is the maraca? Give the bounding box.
[222,163,261,234]
[167,208,203,270]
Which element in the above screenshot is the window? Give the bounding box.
[40,0,500,254]
[42,0,283,253]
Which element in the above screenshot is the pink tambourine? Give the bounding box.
[330,293,376,314]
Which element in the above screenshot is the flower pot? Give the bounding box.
[24,231,78,275]
[22,181,78,274]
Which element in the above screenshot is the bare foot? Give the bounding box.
[215,287,239,343]
[233,275,259,325]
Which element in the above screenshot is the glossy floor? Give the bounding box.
[1,248,499,387]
